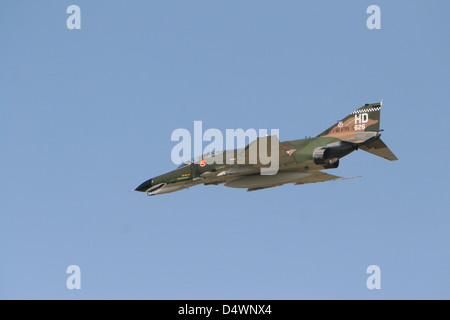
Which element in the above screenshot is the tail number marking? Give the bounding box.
[354,113,368,130]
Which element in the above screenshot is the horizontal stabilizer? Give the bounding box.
[360,138,398,161]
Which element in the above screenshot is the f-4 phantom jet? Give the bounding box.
[136,102,397,195]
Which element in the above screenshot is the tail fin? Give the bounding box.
[318,102,382,140]
[317,101,398,161]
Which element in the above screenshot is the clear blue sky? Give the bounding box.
[1,1,449,299]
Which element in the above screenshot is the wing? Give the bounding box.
[199,135,297,185]
[247,186,277,192]
[295,171,361,185]
[242,171,360,192]
[236,135,297,168]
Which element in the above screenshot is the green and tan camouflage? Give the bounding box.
[318,102,382,139]
[136,102,397,195]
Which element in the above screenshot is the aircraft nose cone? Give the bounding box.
[135,179,152,192]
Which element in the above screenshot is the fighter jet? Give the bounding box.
[135,102,397,195]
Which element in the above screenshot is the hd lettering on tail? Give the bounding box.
[354,113,369,130]
[223,305,272,315]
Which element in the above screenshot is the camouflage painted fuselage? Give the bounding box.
[136,102,397,195]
